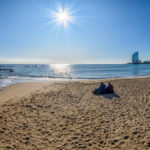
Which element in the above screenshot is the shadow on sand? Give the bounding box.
[95,93,120,100]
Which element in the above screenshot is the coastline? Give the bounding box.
[1,75,150,105]
[0,77,150,149]
[1,74,150,90]
[2,63,150,91]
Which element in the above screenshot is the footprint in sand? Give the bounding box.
[147,142,150,148]
[120,141,125,145]
[124,136,129,140]
[132,131,138,135]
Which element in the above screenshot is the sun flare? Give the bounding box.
[51,6,74,28]
[56,11,70,23]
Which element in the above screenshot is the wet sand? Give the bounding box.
[0,82,53,105]
[0,77,150,149]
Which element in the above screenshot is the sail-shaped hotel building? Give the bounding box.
[132,52,141,64]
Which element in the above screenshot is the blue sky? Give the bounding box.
[0,0,150,64]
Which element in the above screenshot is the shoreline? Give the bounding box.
[1,74,150,90]
[1,75,150,106]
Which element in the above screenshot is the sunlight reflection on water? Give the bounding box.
[49,64,72,78]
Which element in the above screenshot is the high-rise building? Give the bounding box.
[132,52,141,63]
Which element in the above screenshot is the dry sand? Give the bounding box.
[0,78,150,150]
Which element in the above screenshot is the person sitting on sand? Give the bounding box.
[93,82,107,94]
[98,82,107,94]
[106,82,114,93]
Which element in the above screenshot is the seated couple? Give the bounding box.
[93,82,114,95]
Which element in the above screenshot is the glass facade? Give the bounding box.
[132,52,140,63]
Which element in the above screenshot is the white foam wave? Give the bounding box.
[0,76,81,90]
[0,76,18,89]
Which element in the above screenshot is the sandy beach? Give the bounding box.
[0,77,150,150]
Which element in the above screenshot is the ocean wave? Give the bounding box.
[0,76,83,90]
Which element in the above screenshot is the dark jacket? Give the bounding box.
[98,83,107,94]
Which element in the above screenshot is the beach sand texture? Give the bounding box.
[0,78,150,149]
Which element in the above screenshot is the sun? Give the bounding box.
[56,10,70,24]
[51,6,74,28]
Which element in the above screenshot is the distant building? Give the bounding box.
[128,51,150,64]
[132,52,141,64]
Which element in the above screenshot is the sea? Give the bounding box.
[1,64,150,89]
